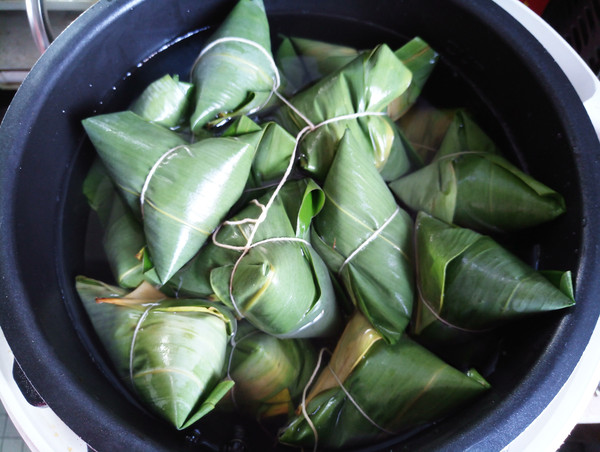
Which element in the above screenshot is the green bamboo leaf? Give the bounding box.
[272,37,300,95]
[140,132,262,283]
[190,0,276,131]
[277,178,325,240]
[412,212,575,342]
[103,201,146,288]
[222,322,318,419]
[377,118,421,181]
[276,44,412,181]
[130,74,194,128]
[223,116,297,187]
[389,152,458,224]
[182,380,235,429]
[167,184,297,298]
[82,159,115,223]
[82,111,188,214]
[387,37,439,120]
[311,130,414,343]
[74,276,131,372]
[396,101,456,165]
[275,36,359,94]
[279,313,489,449]
[210,240,341,339]
[75,276,236,430]
[210,250,311,335]
[222,115,262,135]
[170,181,340,338]
[436,110,502,158]
[83,160,145,288]
[540,270,575,300]
[390,111,566,232]
[276,36,437,117]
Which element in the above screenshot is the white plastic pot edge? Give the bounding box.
[0,327,87,452]
[493,0,600,139]
[492,0,600,451]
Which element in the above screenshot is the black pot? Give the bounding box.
[1,0,599,451]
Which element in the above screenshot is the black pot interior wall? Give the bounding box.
[0,0,598,451]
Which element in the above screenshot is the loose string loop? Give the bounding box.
[214,234,311,254]
[338,206,400,275]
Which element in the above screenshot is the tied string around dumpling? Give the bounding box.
[337,206,401,276]
[192,37,387,320]
[95,296,164,392]
[413,222,494,335]
[128,303,161,389]
[224,326,260,413]
[139,145,194,217]
[412,149,499,334]
[212,108,387,319]
[416,285,489,333]
[190,36,283,126]
[292,348,394,452]
[136,36,401,439]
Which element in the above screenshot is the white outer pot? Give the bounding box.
[492,1,600,451]
[0,328,86,452]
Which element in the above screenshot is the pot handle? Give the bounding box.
[493,0,600,139]
[25,0,53,54]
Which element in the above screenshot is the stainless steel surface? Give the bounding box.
[0,0,95,11]
[25,0,52,53]
[0,10,82,88]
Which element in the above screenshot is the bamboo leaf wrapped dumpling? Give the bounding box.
[276,36,438,120]
[275,36,360,94]
[171,178,341,338]
[222,116,296,188]
[140,134,261,284]
[82,110,188,214]
[208,181,342,339]
[75,277,236,430]
[83,110,265,283]
[279,312,490,449]
[82,160,145,288]
[412,211,575,344]
[310,130,414,344]
[275,43,413,181]
[396,100,456,164]
[129,74,194,128]
[389,110,566,233]
[387,37,439,120]
[190,0,277,131]
[222,321,318,419]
